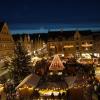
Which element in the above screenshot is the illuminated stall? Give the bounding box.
[36,54,68,96]
[16,74,40,96]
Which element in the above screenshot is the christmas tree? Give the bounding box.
[10,42,32,85]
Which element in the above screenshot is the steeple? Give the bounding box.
[19,36,23,42]
[27,34,30,42]
[24,35,28,43]
[74,30,81,40]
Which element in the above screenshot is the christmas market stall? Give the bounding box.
[35,55,68,98]
[16,73,40,97]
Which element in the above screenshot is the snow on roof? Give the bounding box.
[16,73,40,89]
[0,69,9,77]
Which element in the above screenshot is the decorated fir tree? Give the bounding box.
[10,42,32,85]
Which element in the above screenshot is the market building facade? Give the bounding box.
[0,22,14,59]
[47,30,100,60]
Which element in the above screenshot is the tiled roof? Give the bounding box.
[48,31,75,40]
[37,80,68,89]
[16,73,40,89]
[79,30,92,36]
[48,30,100,41]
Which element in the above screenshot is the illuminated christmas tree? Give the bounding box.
[10,42,32,85]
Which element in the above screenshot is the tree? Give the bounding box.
[35,58,49,76]
[10,42,32,85]
[2,60,9,70]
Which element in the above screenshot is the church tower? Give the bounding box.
[74,30,81,57]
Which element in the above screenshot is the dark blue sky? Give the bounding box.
[0,0,100,33]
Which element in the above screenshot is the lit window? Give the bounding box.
[82,42,84,44]
[49,72,53,75]
[57,72,62,75]
[76,47,79,50]
[90,42,92,44]
[76,43,79,45]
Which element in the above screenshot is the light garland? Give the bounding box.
[36,82,91,96]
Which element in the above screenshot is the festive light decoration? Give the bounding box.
[49,54,64,71]
[0,84,4,93]
[95,67,100,82]
[35,76,91,96]
[15,53,95,99]
[81,42,93,47]
[37,82,91,96]
[64,45,74,48]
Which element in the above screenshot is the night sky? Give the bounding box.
[0,0,100,33]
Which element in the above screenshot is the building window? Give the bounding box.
[76,47,79,50]
[90,47,93,50]
[76,42,79,45]
[82,47,84,50]
[82,42,84,44]
[63,48,65,51]
[85,48,88,50]
[68,48,70,50]
[90,41,92,44]
[76,37,79,40]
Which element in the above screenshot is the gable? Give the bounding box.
[0,22,14,42]
[74,31,81,40]
[0,23,9,34]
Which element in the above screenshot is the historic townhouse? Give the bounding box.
[0,22,14,58]
[47,30,98,58]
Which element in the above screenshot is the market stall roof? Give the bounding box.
[16,73,40,89]
[74,76,88,84]
[37,80,68,90]
[65,76,88,87]
[49,54,65,71]
[65,76,76,87]
[0,69,9,77]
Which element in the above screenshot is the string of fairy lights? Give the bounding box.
[34,78,92,96]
